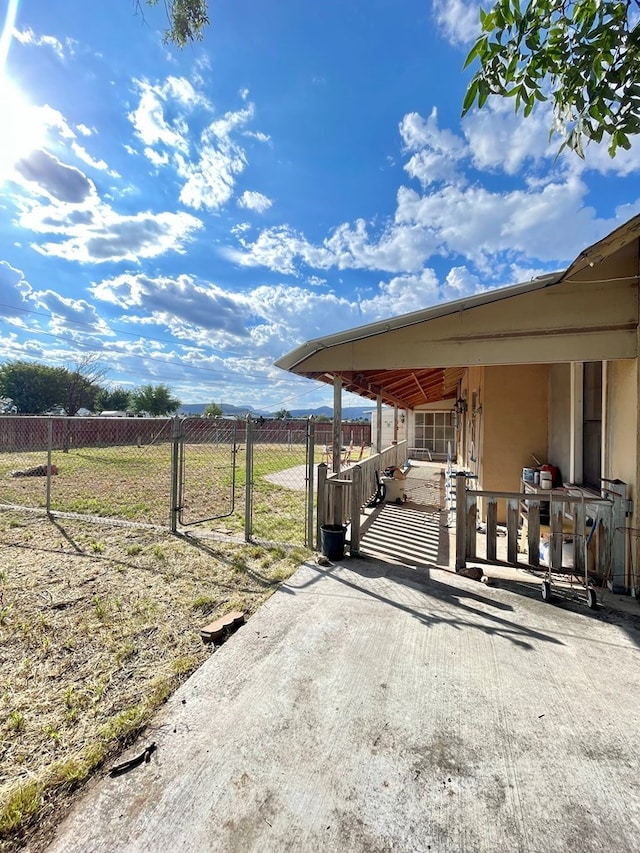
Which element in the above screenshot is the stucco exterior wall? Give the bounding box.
[548,363,572,484]
[606,359,637,507]
[481,365,550,520]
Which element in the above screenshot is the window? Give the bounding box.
[414,411,455,456]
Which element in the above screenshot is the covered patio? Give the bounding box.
[276,214,640,594]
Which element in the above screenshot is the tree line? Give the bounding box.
[0,359,182,416]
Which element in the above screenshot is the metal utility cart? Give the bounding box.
[520,482,625,609]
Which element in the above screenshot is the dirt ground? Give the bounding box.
[0,509,309,852]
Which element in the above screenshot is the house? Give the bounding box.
[275,213,640,589]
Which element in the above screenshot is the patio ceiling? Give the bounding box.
[306,366,466,410]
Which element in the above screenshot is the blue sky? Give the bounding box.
[1,0,639,410]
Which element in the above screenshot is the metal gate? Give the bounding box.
[246,417,316,547]
[176,417,241,528]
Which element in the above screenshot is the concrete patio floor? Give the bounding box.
[48,517,640,851]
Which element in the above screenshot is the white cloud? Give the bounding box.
[91,273,251,338]
[401,109,468,188]
[12,27,68,59]
[359,269,441,318]
[176,144,246,211]
[438,266,484,303]
[20,200,203,264]
[71,141,119,177]
[128,78,194,153]
[33,290,112,335]
[238,191,272,213]
[0,261,34,317]
[431,0,481,46]
[128,80,261,212]
[144,147,170,167]
[463,100,555,174]
[224,100,640,285]
[245,131,271,144]
[14,149,97,204]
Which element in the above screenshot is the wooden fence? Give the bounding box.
[0,415,371,453]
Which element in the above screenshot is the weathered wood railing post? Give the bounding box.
[350,465,362,556]
[455,471,467,571]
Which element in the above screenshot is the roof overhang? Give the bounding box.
[275,215,640,409]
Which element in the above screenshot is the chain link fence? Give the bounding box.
[0,415,362,548]
[177,417,245,535]
[0,416,174,525]
[248,419,315,546]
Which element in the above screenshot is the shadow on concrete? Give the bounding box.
[356,482,640,654]
[283,555,563,652]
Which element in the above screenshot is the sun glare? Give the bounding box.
[0,74,48,180]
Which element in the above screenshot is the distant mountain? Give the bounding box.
[180,403,372,420]
[288,406,372,420]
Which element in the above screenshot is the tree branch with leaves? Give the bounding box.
[139,0,210,47]
[463,0,640,157]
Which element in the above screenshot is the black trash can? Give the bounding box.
[320,524,347,560]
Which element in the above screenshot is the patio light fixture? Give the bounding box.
[454,397,467,416]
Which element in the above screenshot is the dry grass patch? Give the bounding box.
[0,510,309,852]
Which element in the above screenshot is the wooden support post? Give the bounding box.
[486,498,497,562]
[507,499,518,565]
[455,472,466,571]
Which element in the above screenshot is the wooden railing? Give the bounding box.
[453,472,628,590]
[317,440,407,556]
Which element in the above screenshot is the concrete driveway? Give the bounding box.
[47,544,640,853]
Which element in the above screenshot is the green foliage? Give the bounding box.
[0,356,106,415]
[130,383,181,416]
[144,0,210,47]
[273,409,291,420]
[203,401,223,417]
[94,386,131,413]
[463,0,640,157]
[0,360,69,414]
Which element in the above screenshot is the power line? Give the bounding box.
[0,316,278,386]
[0,300,248,358]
